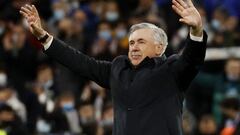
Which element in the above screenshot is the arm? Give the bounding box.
[19,5,111,88]
[170,33,207,91]
[44,38,111,88]
[170,0,207,91]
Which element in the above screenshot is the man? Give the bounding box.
[20,0,207,134]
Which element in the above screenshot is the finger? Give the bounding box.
[172,0,184,12]
[186,0,194,7]
[25,4,33,12]
[20,7,32,16]
[172,5,183,17]
[174,0,188,9]
[32,5,40,16]
[19,10,29,18]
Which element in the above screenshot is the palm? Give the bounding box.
[20,5,44,38]
[172,0,202,29]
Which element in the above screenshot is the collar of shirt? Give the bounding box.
[125,54,167,70]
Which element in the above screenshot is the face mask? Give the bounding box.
[0,73,7,86]
[227,74,239,81]
[101,118,113,127]
[99,30,112,41]
[211,19,221,30]
[43,80,53,90]
[54,9,65,20]
[106,11,119,22]
[116,29,127,39]
[62,102,74,112]
[80,117,95,125]
[72,1,79,9]
[36,119,51,133]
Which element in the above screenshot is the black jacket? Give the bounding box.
[44,31,207,135]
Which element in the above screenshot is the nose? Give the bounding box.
[131,43,139,51]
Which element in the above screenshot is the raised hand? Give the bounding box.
[19,4,46,38]
[172,0,203,36]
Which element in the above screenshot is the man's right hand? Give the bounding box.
[19,4,46,39]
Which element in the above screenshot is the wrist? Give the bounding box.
[37,32,50,44]
[37,30,47,40]
[190,26,203,37]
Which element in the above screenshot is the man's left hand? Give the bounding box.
[172,0,203,37]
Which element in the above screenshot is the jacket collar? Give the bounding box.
[126,54,167,70]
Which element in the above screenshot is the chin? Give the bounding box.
[131,60,141,66]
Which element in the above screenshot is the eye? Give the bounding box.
[129,41,134,46]
[138,41,145,44]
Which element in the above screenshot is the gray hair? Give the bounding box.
[129,22,168,47]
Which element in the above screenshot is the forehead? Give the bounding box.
[129,28,154,41]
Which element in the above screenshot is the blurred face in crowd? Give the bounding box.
[221,107,236,119]
[52,1,67,20]
[211,8,227,30]
[59,94,75,111]
[115,22,127,39]
[198,115,217,135]
[102,106,113,123]
[12,25,26,48]
[105,1,119,22]
[0,88,13,102]
[0,110,14,122]
[225,59,240,81]
[58,18,72,38]
[225,16,239,32]
[139,0,153,9]
[79,104,94,119]
[37,66,53,84]
[73,9,87,34]
[98,22,112,41]
[128,28,163,66]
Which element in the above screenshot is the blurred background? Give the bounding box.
[0,0,240,135]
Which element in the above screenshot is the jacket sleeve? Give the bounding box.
[43,38,111,89]
[169,31,208,92]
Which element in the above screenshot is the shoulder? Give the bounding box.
[112,55,128,64]
[166,54,180,64]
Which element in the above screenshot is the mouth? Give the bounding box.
[131,55,141,60]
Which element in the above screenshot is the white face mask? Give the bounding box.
[211,19,221,30]
[105,11,119,22]
[54,9,65,20]
[0,73,7,86]
[43,80,53,90]
[101,118,113,127]
[227,74,239,81]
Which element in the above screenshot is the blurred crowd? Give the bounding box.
[0,0,240,135]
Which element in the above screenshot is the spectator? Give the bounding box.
[0,24,38,98]
[78,101,97,135]
[220,97,240,135]
[195,114,217,135]
[0,86,26,122]
[194,58,240,124]
[0,104,28,135]
[48,90,81,134]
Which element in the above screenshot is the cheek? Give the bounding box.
[142,46,155,57]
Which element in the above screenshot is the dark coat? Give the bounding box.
[44,31,207,135]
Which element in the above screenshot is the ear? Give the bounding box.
[155,45,163,56]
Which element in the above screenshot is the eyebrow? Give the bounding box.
[137,38,146,42]
[129,38,147,43]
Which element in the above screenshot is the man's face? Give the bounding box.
[128,28,163,66]
[225,59,240,80]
